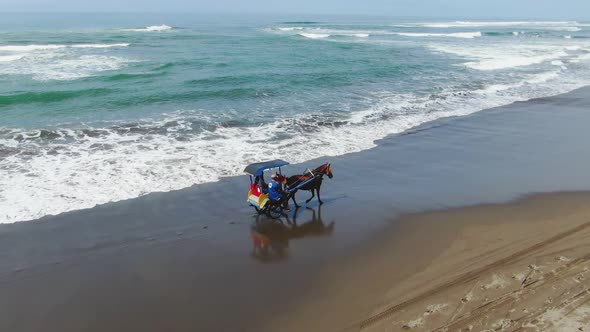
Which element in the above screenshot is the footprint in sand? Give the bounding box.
[481,274,508,290]
[402,303,448,329]
[557,255,572,262]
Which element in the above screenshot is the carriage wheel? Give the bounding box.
[267,204,283,219]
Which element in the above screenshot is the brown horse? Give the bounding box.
[286,163,333,207]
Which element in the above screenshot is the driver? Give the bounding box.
[268,173,290,211]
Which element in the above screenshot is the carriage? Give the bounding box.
[244,159,290,216]
[244,159,332,217]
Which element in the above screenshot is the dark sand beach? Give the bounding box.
[2,87,590,331]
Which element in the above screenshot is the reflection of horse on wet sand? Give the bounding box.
[250,206,335,262]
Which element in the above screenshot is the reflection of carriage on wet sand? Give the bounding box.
[244,159,334,218]
[250,205,334,261]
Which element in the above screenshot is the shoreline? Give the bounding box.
[2,86,590,331]
[4,81,590,225]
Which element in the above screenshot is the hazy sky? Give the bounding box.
[4,0,590,20]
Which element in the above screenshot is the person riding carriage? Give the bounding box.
[244,159,333,217]
[268,173,290,211]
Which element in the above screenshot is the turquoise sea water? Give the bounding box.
[1,14,590,223]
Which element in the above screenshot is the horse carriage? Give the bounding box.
[244,159,333,218]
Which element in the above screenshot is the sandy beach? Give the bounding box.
[2,86,590,332]
[361,192,590,332]
[264,192,590,332]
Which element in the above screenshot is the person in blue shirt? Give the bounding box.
[268,173,290,211]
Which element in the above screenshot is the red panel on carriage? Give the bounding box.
[250,184,262,197]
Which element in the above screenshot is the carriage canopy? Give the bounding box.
[243,159,290,177]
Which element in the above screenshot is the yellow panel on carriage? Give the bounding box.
[247,190,269,210]
[258,193,269,209]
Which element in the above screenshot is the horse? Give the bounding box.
[286,163,333,207]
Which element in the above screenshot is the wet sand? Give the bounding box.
[2,87,590,331]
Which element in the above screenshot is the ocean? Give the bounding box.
[1,13,589,224]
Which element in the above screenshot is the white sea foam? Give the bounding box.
[564,35,573,39]
[0,55,23,62]
[0,44,64,52]
[571,53,590,63]
[0,55,132,81]
[415,21,581,28]
[298,33,330,39]
[272,27,372,39]
[277,27,304,31]
[429,43,578,70]
[526,71,561,84]
[70,43,130,48]
[0,43,134,80]
[1,65,589,223]
[395,32,482,39]
[545,27,582,32]
[0,43,129,51]
[125,25,172,32]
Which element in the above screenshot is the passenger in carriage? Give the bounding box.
[268,173,290,211]
[254,173,268,194]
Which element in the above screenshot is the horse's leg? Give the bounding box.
[290,191,300,208]
[317,185,323,205]
[305,188,315,204]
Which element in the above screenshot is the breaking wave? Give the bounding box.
[428,43,587,71]
[124,25,172,32]
[394,32,482,39]
[276,27,305,31]
[406,21,583,28]
[2,67,589,223]
[298,33,330,39]
[0,43,129,52]
[0,43,133,80]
